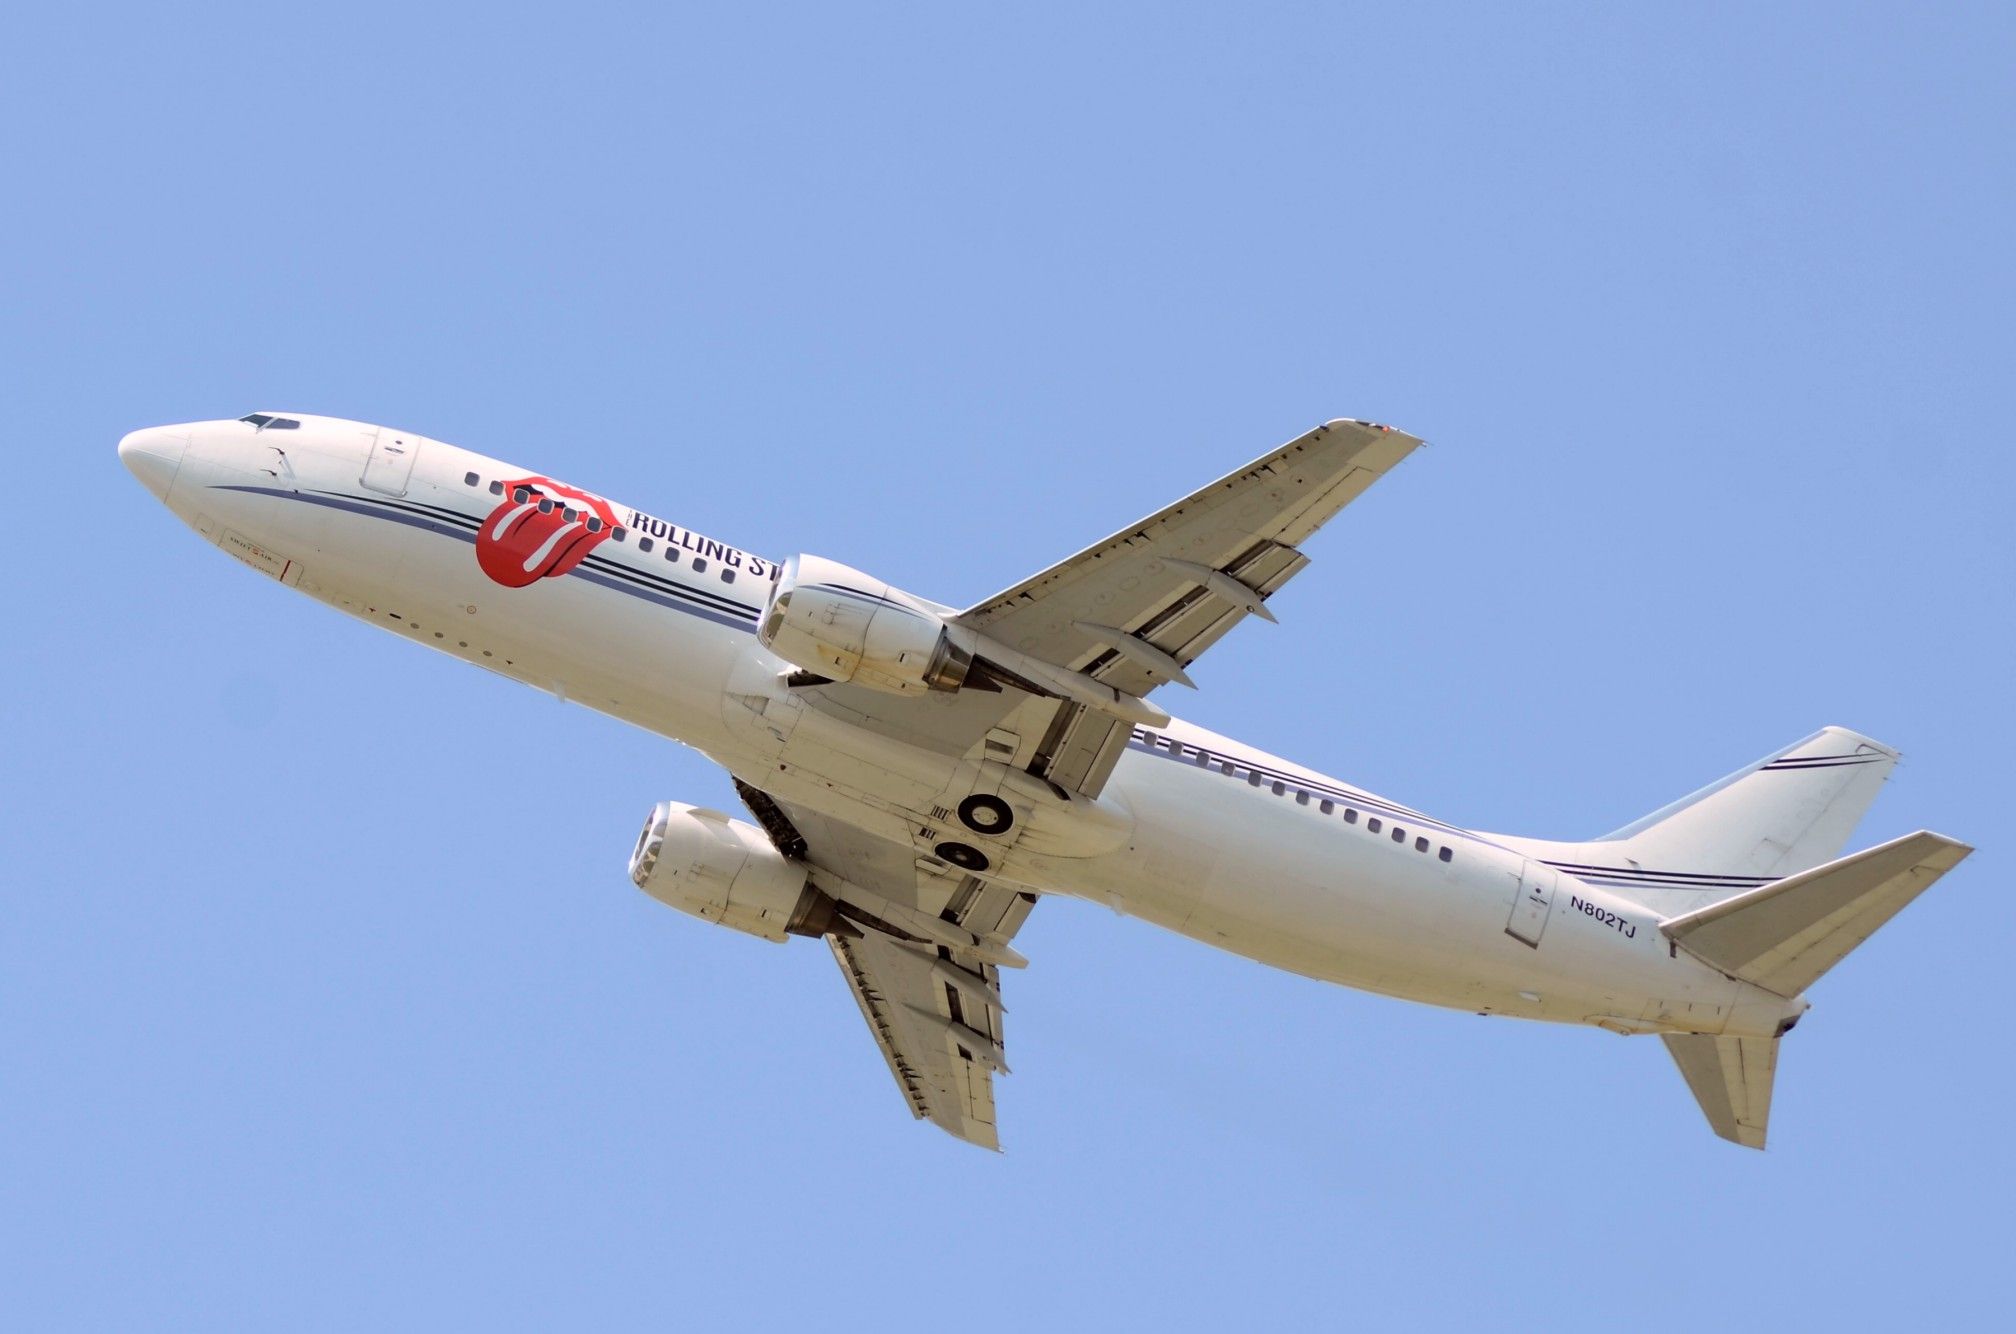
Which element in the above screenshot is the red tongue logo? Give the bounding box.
[477,476,618,588]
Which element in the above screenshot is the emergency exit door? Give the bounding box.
[1506,860,1558,948]
[361,428,421,497]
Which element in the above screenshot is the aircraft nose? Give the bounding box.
[118,425,188,501]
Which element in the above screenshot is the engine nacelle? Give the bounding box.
[628,802,837,942]
[759,553,972,694]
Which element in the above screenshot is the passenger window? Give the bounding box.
[1368,818,1382,833]
[514,488,531,503]
[694,557,708,573]
[489,480,504,496]
[561,507,577,522]
[538,499,554,514]
[587,517,603,532]
[1271,781,1285,796]
[1248,772,1262,787]
[1296,791,1310,805]
[1320,799,1334,814]
[611,527,627,541]
[1392,827,1406,843]
[1438,847,1453,863]
[1194,749,1211,766]
[1345,809,1358,824]
[463,471,480,487]
[638,537,654,553]
[1415,836,1429,852]
[721,569,735,584]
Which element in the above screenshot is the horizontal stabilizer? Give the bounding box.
[1662,831,1971,998]
[1664,1034,1778,1149]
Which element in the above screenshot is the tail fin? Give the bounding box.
[1663,1034,1778,1149]
[1504,727,1903,917]
[1605,726,1898,880]
[1659,831,1970,1150]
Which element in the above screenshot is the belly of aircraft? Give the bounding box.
[187,457,1757,1038]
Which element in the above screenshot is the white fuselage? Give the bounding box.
[121,415,1802,1041]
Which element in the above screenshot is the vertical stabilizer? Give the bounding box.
[1605,726,1897,880]
[1663,1034,1778,1149]
[1492,727,1902,917]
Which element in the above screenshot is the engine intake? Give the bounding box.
[629,802,840,942]
[759,554,971,694]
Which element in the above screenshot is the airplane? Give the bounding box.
[118,412,1971,1151]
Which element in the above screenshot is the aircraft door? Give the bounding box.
[1506,860,1558,947]
[361,427,422,497]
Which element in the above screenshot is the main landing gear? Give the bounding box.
[934,794,1015,872]
[957,794,1015,837]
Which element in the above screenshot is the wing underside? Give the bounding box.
[728,419,1420,1146]
[829,930,1010,1149]
[737,782,1034,1149]
[786,419,1419,802]
[964,418,1421,798]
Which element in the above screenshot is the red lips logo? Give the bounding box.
[477,476,618,588]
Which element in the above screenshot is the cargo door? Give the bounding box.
[1506,860,1558,948]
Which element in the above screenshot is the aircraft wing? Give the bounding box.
[735,782,1035,1150]
[953,418,1423,795]
[828,930,1012,1149]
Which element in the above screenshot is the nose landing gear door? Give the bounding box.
[361,427,422,497]
[1506,860,1558,948]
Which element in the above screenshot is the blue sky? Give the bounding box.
[5,3,2011,1328]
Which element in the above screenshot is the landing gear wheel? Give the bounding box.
[957,794,1015,837]
[934,841,990,872]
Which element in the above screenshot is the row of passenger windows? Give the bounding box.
[1141,733,1455,863]
[462,471,739,584]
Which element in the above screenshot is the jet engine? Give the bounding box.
[759,554,972,694]
[628,802,841,942]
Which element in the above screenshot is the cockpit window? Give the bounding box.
[239,413,300,431]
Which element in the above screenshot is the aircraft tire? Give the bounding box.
[934,841,990,872]
[957,794,1015,837]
